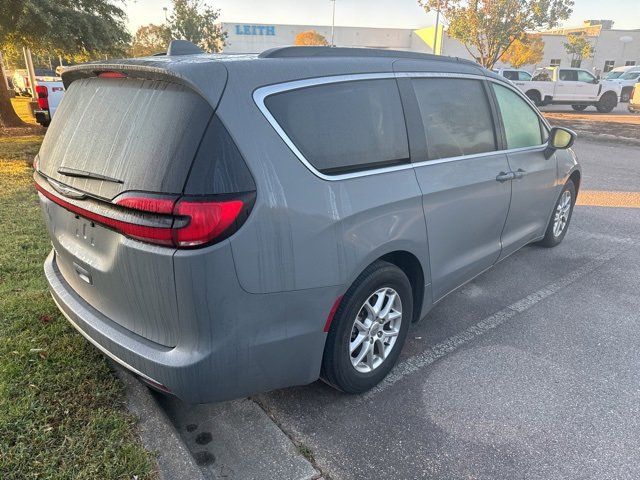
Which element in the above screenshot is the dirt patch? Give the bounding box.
[544,111,640,142]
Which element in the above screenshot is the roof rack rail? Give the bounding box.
[167,39,204,56]
[258,46,475,64]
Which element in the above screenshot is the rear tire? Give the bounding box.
[596,92,617,113]
[537,179,576,248]
[571,104,588,111]
[321,261,412,394]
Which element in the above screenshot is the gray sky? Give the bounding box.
[126,0,640,32]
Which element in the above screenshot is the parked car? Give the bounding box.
[12,68,57,96]
[629,82,640,113]
[493,68,532,82]
[34,44,581,403]
[602,65,636,80]
[612,68,640,102]
[522,66,621,112]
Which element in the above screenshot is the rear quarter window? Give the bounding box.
[264,79,409,175]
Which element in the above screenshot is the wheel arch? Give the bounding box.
[569,169,581,194]
[347,250,427,324]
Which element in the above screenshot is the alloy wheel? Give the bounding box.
[553,190,572,237]
[349,287,402,373]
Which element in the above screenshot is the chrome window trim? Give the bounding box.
[253,72,550,182]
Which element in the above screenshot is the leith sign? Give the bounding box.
[234,25,276,36]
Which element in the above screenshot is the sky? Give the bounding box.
[125,0,640,33]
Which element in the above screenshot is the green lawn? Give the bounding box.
[0,136,156,479]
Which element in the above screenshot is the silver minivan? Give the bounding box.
[35,45,581,402]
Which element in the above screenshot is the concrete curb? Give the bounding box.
[111,362,206,480]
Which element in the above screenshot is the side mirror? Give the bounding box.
[548,127,576,150]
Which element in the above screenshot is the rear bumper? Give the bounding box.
[45,248,333,403]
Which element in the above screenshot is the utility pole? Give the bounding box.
[433,0,441,55]
[330,0,336,47]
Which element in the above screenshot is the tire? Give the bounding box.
[537,179,576,248]
[321,261,412,393]
[571,104,588,111]
[596,92,617,113]
[526,90,542,106]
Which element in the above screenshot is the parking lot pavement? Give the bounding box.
[255,139,640,480]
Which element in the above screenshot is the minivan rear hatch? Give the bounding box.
[36,61,227,347]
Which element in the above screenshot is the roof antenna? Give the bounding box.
[167,39,204,56]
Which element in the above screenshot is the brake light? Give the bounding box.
[173,199,243,247]
[36,85,48,110]
[97,71,127,79]
[35,182,249,248]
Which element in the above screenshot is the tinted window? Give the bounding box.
[559,70,578,81]
[492,83,543,149]
[577,70,596,83]
[518,71,532,81]
[265,79,409,175]
[503,71,518,80]
[412,78,496,160]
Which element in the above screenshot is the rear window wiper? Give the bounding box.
[57,167,123,184]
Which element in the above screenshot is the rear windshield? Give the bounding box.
[38,77,212,199]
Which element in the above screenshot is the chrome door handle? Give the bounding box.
[514,168,526,179]
[496,171,515,182]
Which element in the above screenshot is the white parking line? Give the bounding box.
[361,244,631,401]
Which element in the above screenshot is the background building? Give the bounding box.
[221,20,639,74]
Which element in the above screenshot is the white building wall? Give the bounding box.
[219,21,640,76]
[221,23,413,53]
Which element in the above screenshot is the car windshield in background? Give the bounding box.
[604,71,624,79]
[620,71,640,80]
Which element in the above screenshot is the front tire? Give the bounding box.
[321,261,412,393]
[596,92,617,113]
[526,90,542,106]
[538,179,576,248]
[571,104,588,111]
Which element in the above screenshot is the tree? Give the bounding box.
[131,24,172,57]
[418,0,573,69]
[563,33,593,66]
[167,0,227,53]
[500,34,544,68]
[294,30,329,46]
[0,0,130,127]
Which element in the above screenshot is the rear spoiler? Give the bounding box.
[61,55,228,111]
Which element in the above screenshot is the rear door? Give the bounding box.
[36,75,213,346]
[490,82,558,258]
[404,75,511,301]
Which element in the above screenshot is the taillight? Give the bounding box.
[97,71,127,79]
[36,85,48,110]
[115,195,245,247]
[35,181,252,249]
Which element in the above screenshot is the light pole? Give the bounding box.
[163,6,168,22]
[330,0,336,47]
[433,0,441,55]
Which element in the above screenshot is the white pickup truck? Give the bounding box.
[518,67,622,113]
[33,77,65,127]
